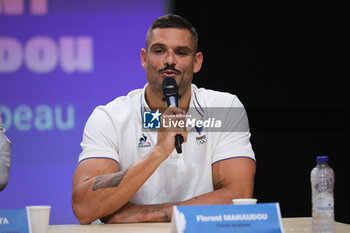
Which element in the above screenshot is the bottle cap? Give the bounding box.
[316,156,328,163]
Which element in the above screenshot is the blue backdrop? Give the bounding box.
[0,0,165,224]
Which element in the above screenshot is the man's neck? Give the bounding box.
[145,84,191,113]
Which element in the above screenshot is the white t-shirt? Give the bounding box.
[79,84,255,204]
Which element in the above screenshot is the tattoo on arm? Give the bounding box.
[92,169,129,191]
[214,179,226,190]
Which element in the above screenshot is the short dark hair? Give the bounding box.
[146,14,199,52]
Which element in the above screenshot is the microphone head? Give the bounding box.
[162,78,178,97]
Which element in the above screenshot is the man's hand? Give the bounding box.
[155,105,188,157]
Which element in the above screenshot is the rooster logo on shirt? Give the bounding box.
[138,134,151,148]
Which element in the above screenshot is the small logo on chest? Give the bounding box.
[195,134,207,145]
[138,134,151,148]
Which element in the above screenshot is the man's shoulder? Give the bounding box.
[193,85,243,108]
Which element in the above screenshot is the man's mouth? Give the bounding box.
[158,65,181,78]
[161,69,180,77]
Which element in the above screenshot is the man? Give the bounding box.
[0,113,11,191]
[72,14,256,224]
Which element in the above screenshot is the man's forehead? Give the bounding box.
[148,28,194,48]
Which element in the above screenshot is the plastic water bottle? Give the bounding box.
[311,156,335,233]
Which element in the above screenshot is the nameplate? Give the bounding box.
[0,209,29,233]
[171,203,284,233]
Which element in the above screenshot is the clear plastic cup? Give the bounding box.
[26,205,51,233]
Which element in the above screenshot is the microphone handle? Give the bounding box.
[166,95,183,154]
[175,134,184,154]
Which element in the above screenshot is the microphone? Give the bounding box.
[162,78,184,154]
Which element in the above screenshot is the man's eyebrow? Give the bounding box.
[149,43,193,52]
[149,43,165,49]
[175,46,192,52]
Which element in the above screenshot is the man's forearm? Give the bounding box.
[105,188,238,223]
[103,202,176,223]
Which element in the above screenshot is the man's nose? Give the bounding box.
[164,50,176,66]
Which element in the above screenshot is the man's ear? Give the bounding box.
[193,52,203,73]
[140,48,147,69]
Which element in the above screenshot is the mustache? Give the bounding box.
[158,64,181,74]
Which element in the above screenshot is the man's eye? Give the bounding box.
[154,48,163,54]
[176,50,189,56]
